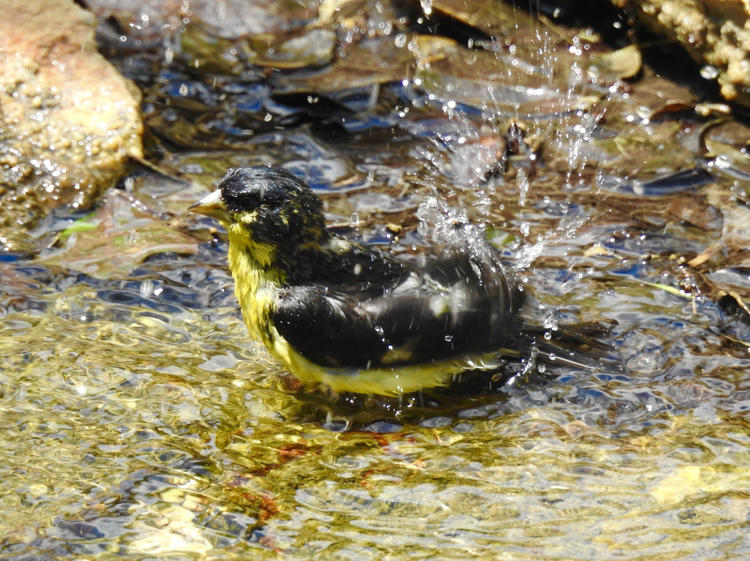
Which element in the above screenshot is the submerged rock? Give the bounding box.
[85,0,318,40]
[0,0,143,252]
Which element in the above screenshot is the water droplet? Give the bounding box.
[700,65,719,80]
[140,280,154,298]
[543,315,558,331]
[517,168,530,207]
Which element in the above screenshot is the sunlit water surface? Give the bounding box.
[2,245,748,560]
[2,3,750,560]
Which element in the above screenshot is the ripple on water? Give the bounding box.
[3,5,750,558]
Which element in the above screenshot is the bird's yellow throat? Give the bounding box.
[225,222,282,346]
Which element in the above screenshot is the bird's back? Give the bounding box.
[271,240,523,370]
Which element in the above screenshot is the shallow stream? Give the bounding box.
[1,2,749,559]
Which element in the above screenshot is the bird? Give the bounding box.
[190,166,606,396]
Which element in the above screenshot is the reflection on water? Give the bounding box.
[1,253,748,560]
[2,2,750,560]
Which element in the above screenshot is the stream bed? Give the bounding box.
[1,2,749,559]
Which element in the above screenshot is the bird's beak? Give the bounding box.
[189,189,230,223]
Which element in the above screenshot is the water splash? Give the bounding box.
[516,167,530,207]
[513,206,589,271]
[416,196,488,256]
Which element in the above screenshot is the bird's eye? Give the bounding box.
[223,191,261,212]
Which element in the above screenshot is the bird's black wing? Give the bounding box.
[271,252,523,369]
[271,285,389,368]
[365,252,523,364]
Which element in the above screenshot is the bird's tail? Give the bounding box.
[444,319,620,394]
[517,319,621,372]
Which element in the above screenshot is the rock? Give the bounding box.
[613,0,750,106]
[0,0,143,252]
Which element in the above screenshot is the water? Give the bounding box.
[2,3,749,560]
[2,285,748,559]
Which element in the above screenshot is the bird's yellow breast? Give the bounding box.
[226,224,281,346]
[266,334,504,395]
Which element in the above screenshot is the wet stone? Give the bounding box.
[0,0,142,253]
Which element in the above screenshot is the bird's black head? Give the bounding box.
[218,166,328,247]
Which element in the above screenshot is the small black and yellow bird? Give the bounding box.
[190,166,601,396]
